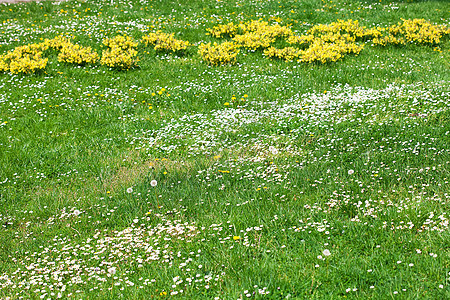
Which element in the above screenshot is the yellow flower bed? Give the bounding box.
[141,32,189,53]
[206,23,238,38]
[282,19,372,63]
[102,35,138,50]
[374,19,450,46]
[100,35,139,69]
[0,44,48,74]
[232,32,275,50]
[0,18,448,72]
[264,46,301,61]
[306,19,379,40]
[43,35,73,50]
[238,20,293,39]
[299,39,363,63]
[0,36,97,74]
[232,20,293,50]
[7,52,48,75]
[58,43,99,65]
[198,41,240,65]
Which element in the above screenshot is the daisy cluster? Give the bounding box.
[0,208,222,299]
[127,81,448,158]
[0,196,278,299]
[0,63,446,189]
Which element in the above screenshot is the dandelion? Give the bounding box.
[150,180,157,187]
[127,187,133,193]
[348,169,354,175]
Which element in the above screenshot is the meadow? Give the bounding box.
[0,0,449,299]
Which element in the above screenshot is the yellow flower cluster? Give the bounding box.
[0,43,48,74]
[205,19,368,63]
[239,20,293,38]
[102,35,138,50]
[100,35,139,69]
[373,19,450,46]
[299,39,363,63]
[306,19,381,41]
[283,19,370,63]
[206,23,238,38]
[232,20,293,50]
[232,32,274,50]
[1,18,447,73]
[42,35,72,50]
[198,41,240,65]
[58,43,99,65]
[0,36,99,74]
[263,46,301,61]
[141,32,189,52]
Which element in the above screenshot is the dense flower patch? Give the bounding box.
[0,43,48,74]
[373,18,450,46]
[198,41,240,65]
[58,43,99,65]
[142,31,190,53]
[100,35,139,69]
[0,18,448,73]
[206,22,238,38]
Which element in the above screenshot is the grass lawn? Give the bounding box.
[0,0,449,299]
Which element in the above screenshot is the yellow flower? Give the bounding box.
[206,22,238,38]
[198,41,240,65]
[142,32,189,53]
[100,35,139,69]
[58,42,99,65]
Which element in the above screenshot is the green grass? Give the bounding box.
[0,0,449,299]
